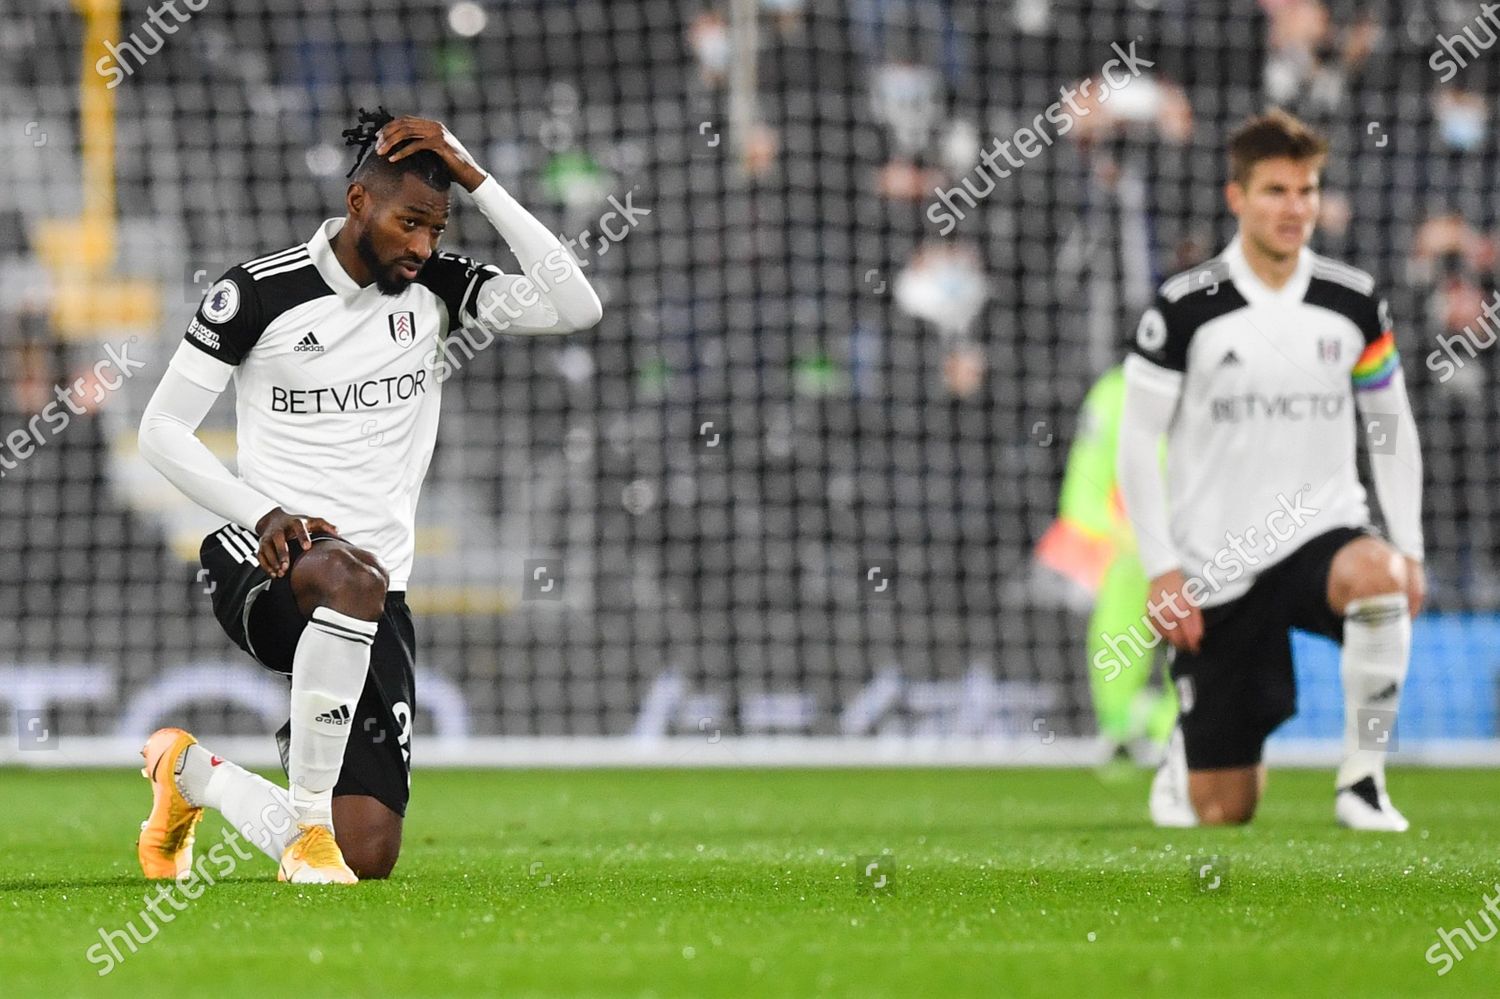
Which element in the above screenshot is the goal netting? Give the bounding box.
[2,0,1498,764]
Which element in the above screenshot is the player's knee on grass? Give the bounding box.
[1189,769,1261,825]
[291,542,389,622]
[334,795,403,879]
[341,834,401,880]
[1194,794,1257,826]
[1327,539,1407,614]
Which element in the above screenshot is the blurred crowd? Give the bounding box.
[676,0,1500,605]
[5,0,1500,733]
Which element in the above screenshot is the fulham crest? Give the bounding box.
[388,311,416,349]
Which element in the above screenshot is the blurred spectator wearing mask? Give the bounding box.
[892,242,988,398]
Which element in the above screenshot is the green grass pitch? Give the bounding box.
[2,766,1497,997]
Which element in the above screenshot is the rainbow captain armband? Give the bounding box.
[1352,330,1399,391]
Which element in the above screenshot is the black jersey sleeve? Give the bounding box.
[1130,295,1191,373]
[183,266,265,366]
[1131,263,1248,373]
[416,251,505,333]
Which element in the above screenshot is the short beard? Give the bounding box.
[355,229,415,296]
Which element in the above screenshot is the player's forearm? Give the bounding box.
[1117,356,1181,579]
[1358,371,1425,561]
[468,175,603,332]
[139,411,279,531]
[138,368,278,532]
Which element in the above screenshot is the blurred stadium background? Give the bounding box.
[2,0,1499,765]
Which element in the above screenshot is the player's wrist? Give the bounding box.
[467,172,505,203]
[455,164,488,194]
[1147,565,1184,588]
[254,506,285,535]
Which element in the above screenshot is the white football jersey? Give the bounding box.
[180,218,502,588]
[1126,237,1402,606]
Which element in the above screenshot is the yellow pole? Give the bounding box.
[39,0,161,335]
[75,0,119,264]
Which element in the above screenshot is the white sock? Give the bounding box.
[1150,725,1198,828]
[1337,593,1410,791]
[178,744,298,861]
[288,607,378,829]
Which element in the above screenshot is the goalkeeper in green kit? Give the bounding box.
[1035,365,1177,765]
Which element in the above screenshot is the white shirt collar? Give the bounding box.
[308,217,368,296]
[1223,232,1313,305]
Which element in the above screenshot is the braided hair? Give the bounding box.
[341,105,395,178]
[341,106,452,191]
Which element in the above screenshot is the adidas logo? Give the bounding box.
[314,704,352,726]
[294,332,325,353]
[1219,349,1242,366]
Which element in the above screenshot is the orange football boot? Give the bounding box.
[136,727,204,879]
[278,824,358,884]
